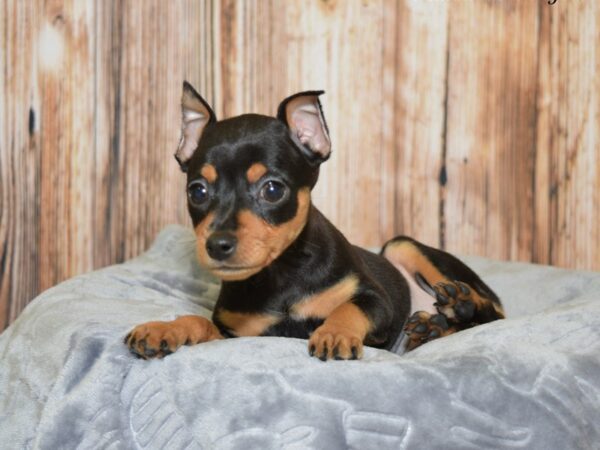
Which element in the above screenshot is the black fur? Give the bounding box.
[210,206,410,349]
[186,115,318,229]
[183,102,412,349]
[169,85,501,356]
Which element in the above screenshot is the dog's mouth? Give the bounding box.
[207,264,264,281]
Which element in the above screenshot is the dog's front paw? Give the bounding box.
[404,311,454,351]
[308,325,363,361]
[124,315,223,359]
[124,321,183,359]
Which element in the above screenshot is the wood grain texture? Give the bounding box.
[443,0,540,261]
[534,0,600,270]
[1,1,41,329]
[1,0,599,330]
[382,0,448,247]
[282,0,387,246]
[38,0,96,293]
[215,0,390,246]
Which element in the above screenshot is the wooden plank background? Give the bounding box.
[1,0,599,330]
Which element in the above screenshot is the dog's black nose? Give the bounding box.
[206,232,237,261]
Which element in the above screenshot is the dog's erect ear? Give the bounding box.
[175,81,216,172]
[277,91,331,164]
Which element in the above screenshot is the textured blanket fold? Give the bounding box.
[1,225,599,449]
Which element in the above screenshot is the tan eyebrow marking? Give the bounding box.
[201,164,217,183]
[246,163,268,184]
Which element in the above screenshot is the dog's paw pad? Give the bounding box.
[404,311,451,350]
[433,281,481,322]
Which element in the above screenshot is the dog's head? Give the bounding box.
[175,82,331,281]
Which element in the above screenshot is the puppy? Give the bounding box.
[125,83,504,360]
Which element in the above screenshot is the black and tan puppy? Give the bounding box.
[125,82,504,360]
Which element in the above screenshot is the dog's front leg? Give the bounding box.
[125,315,223,359]
[308,303,374,361]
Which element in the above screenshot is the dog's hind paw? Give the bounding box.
[433,281,504,323]
[403,311,456,351]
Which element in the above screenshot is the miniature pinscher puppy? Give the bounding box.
[125,82,504,360]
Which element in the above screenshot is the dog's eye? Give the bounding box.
[260,180,287,203]
[188,180,209,205]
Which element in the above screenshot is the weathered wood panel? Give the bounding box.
[38,0,96,293]
[382,0,448,247]
[534,0,600,270]
[283,0,388,246]
[1,1,41,329]
[110,1,189,261]
[215,0,391,246]
[1,0,599,330]
[444,0,539,261]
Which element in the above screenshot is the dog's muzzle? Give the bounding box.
[206,231,237,261]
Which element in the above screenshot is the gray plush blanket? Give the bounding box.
[1,225,599,449]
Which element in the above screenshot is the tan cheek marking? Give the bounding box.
[194,212,215,267]
[236,188,311,267]
[246,163,267,184]
[290,275,359,319]
[217,310,282,337]
[201,163,218,183]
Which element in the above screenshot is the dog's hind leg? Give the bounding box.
[381,236,504,351]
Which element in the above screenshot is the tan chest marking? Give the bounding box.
[290,275,359,320]
[218,310,282,337]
